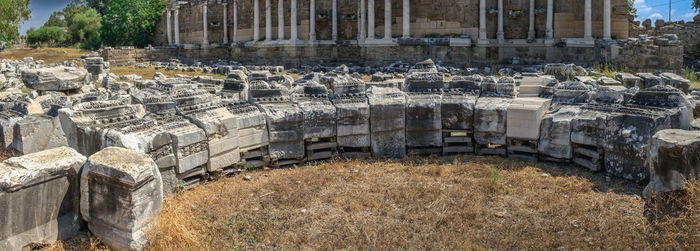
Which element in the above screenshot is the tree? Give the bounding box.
[26,26,67,47]
[694,0,700,12]
[44,12,68,27]
[69,8,101,45]
[0,0,31,43]
[100,0,166,47]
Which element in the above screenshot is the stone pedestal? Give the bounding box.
[81,147,163,251]
[644,129,700,197]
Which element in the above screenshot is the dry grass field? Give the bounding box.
[140,156,700,250]
[0,48,88,64]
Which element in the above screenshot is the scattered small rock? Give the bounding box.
[243,175,252,181]
[540,173,551,178]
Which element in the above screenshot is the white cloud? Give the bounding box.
[648,12,664,21]
[682,12,697,21]
[634,0,652,14]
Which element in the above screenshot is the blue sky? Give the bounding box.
[633,0,697,23]
[19,0,700,34]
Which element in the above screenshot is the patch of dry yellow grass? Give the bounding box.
[0,48,88,64]
[144,156,700,250]
[109,66,225,80]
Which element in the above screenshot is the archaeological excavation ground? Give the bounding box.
[2,0,700,250]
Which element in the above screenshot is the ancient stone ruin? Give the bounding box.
[0,55,698,250]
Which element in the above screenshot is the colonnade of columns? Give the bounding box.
[163,0,613,47]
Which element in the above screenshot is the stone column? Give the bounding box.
[233,1,238,43]
[332,0,338,40]
[603,0,611,40]
[174,7,180,45]
[528,0,535,39]
[367,0,375,39]
[266,0,272,41]
[202,4,209,46]
[359,0,366,41]
[310,0,316,41]
[546,0,553,40]
[478,0,486,41]
[166,9,172,45]
[291,0,298,41]
[383,0,391,40]
[497,0,504,41]
[402,0,409,38]
[584,0,592,39]
[223,3,229,44]
[254,0,260,41]
[278,0,284,40]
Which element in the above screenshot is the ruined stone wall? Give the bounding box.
[648,21,700,69]
[155,0,632,45]
[101,40,682,73]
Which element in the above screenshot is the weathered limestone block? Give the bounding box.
[518,75,554,97]
[224,100,269,153]
[538,106,582,160]
[0,147,86,251]
[552,81,595,105]
[594,85,628,104]
[10,114,68,155]
[173,89,240,172]
[139,95,209,193]
[644,129,700,197]
[367,86,406,158]
[248,71,272,81]
[474,97,513,148]
[21,67,89,91]
[636,73,662,90]
[603,86,691,182]
[544,63,587,82]
[0,95,42,148]
[81,147,163,251]
[407,59,439,74]
[331,77,370,156]
[507,97,551,140]
[441,76,480,131]
[404,72,445,151]
[570,105,612,171]
[615,72,642,88]
[659,72,690,94]
[291,82,337,140]
[220,75,249,101]
[250,81,305,163]
[84,56,106,77]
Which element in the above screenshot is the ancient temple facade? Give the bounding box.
[156,0,632,48]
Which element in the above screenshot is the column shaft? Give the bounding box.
[254,0,260,41]
[233,1,238,42]
[584,0,592,39]
[546,0,553,39]
[497,0,504,41]
[332,0,338,40]
[266,0,272,41]
[359,0,366,41]
[223,4,229,44]
[479,0,486,40]
[202,4,209,46]
[528,0,535,39]
[278,0,284,40]
[383,0,391,40]
[174,8,180,44]
[310,0,316,41]
[166,9,172,45]
[603,0,611,39]
[291,0,298,40]
[402,0,409,38]
[367,0,375,39]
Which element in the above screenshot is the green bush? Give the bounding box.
[26,26,67,47]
